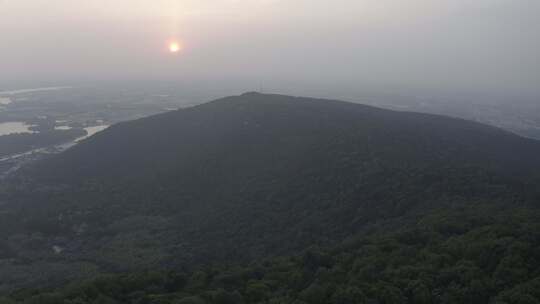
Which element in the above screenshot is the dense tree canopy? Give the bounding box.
[2,94,540,302]
[4,205,540,303]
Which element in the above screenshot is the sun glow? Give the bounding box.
[168,41,182,53]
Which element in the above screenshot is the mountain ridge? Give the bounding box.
[30,92,540,183]
[2,93,540,294]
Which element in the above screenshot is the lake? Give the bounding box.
[0,86,72,95]
[0,97,12,105]
[75,125,110,142]
[0,122,36,136]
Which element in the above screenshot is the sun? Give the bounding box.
[169,41,182,53]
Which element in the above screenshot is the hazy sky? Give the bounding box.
[1,0,539,95]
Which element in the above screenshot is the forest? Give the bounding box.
[4,204,540,304]
[1,94,540,303]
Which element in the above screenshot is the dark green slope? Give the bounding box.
[36,92,540,182]
[8,206,540,304]
[19,93,540,256]
[3,93,540,294]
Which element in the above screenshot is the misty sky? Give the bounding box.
[1,0,539,95]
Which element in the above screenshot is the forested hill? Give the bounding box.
[30,92,540,183]
[15,92,540,258]
[2,93,540,300]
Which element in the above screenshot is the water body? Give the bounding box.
[0,97,12,112]
[0,86,72,95]
[0,97,12,105]
[0,125,110,178]
[75,125,110,142]
[85,125,109,138]
[0,122,36,136]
